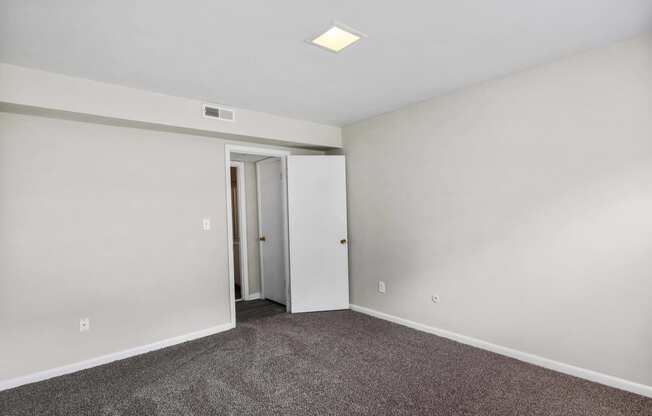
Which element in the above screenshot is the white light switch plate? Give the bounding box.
[378,281,386,294]
[202,218,211,231]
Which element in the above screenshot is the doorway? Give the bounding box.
[226,146,291,325]
[229,162,247,302]
[225,145,350,327]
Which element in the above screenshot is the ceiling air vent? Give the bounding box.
[202,104,235,122]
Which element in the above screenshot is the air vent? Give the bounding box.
[202,104,235,122]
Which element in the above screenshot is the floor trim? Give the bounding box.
[0,322,235,392]
[349,304,652,398]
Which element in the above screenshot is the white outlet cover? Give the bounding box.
[378,281,386,294]
[79,318,90,332]
[202,218,211,231]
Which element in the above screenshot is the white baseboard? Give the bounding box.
[246,292,262,300]
[0,322,235,392]
[349,304,652,399]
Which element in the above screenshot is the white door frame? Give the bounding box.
[230,161,249,302]
[225,144,291,327]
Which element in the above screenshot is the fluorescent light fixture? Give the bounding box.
[310,23,365,53]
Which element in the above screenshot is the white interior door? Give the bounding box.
[287,155,349,313]
[257,158,287,305]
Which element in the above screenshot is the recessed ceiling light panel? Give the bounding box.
[309,23,365,53]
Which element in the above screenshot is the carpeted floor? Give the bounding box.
[237,299,286,322]
[1,308,651,416]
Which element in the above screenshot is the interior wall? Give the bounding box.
[244,161,262,295]
[0,111,230,381]
[0,111,319,382]
[0,63,343,148]
[342,34,652,387]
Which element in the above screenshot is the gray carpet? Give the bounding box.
[236,299,286,322]
[1,309,651,416]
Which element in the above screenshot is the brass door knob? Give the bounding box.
[259,236,267,242]
[340,239,347,244]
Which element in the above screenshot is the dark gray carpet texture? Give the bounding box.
[236,299,286,322]
[1,304,650,416]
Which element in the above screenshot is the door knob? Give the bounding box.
[340,239,347,244]
[259,236,266,242]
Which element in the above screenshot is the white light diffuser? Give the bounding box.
[311,25,363,53]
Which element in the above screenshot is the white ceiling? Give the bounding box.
[1,1,651,126]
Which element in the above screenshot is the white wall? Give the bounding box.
[343,34,652,388]
[0,112,229,380]
[0,63,342,149]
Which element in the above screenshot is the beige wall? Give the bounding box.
[0,112,230,380]
[0,110,315,382]
[343,34,652,387]
[0,63,342,148]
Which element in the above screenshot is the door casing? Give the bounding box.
[225,145,291,327]
[230,161,248,302]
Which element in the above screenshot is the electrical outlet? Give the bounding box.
[202,218,211,231]
[79,318,90,332]
[431,294,440,304]
[378,281,386,294]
